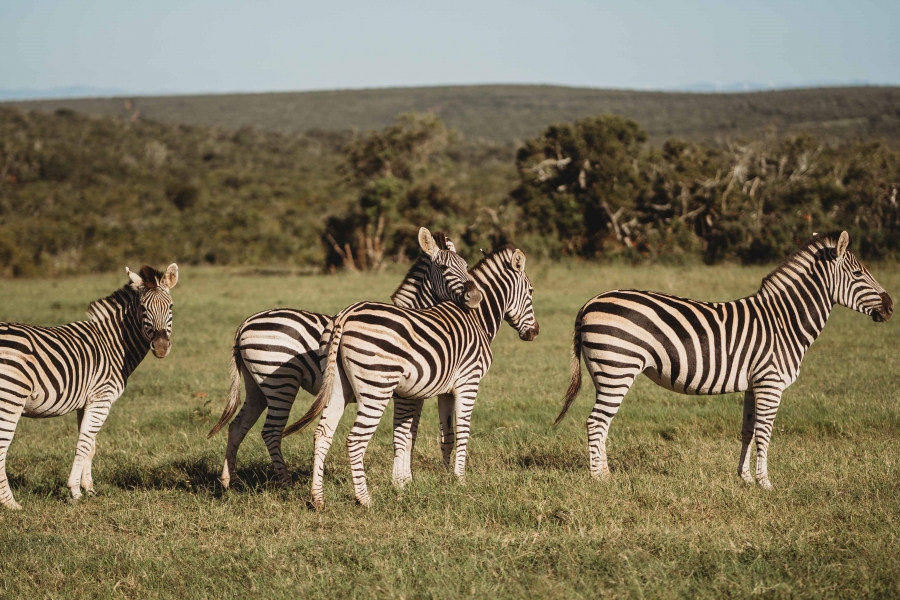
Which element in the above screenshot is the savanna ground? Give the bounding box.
[0,262,898,598]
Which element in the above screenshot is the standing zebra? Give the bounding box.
[556,231,892,488]
[0,264,178,509]
[207,228,481,488]
[282,244,538,508]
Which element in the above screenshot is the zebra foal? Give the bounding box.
[207,227,481,488]
[556,231,892,488]
[0,264,178,509]
[282,244,538,508]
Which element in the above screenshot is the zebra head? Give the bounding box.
[825,231,892,322]
[483,246,539,341]
[411,227,482,310]
[126,264,178,358]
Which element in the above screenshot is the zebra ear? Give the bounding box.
[126,267,143,288]
[418,227,438,258]
[161,263,178,289]
[836,231,850,257]
[511,249,526,273]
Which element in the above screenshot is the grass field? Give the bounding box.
[7,85,900,146]
[0,262,898,598]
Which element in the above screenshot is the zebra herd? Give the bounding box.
[0,229,891,510]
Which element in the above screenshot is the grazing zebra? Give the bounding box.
[282,244,538,508]
[556,231,892,488]
[0,264,178,509]
[207,228,481,488]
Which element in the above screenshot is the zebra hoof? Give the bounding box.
[356,496,372,508]
[310,495,326,511]
[739,471,755,485]
[757,477,773,490]
[84,488,96,497]
[3,500,22,510]
[392,475,412,489]
[219,477,231,490]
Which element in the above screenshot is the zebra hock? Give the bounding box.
[0,264,178,509]
[282,245,538,508]
[207,227,481,489]
[556,231,892,489]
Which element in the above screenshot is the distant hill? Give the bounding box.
[5,85,900,146]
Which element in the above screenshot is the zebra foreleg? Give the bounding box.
[452,384,479,483]
[221,375,267,489]
[437,393,454,470]
[751,383,784,490]
[0,394,26,510]
[738,390,756,485]
[391,397,423,487]
[67,400,111,501]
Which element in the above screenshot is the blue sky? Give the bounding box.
[1,0,898,96]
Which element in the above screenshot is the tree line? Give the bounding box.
[0,106,897,277]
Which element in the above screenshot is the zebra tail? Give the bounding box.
[207,335,244,439]
[554,306,584,427]
[281,324,343,439]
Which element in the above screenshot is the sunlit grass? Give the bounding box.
[0,262,898,598]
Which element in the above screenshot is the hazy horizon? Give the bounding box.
[2,0,897,100]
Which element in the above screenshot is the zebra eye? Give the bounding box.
[852,270,863,277]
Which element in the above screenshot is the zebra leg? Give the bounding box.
[738,390,756,485]
[346,391,395,508]
[75,409,96,496]
[452,383,480,483]
[310,391,348,510]
[751,384,784,490]
[0,394,26,510]
[586,371,639,479]
[437,393,454,470]
[259,384,300,487]
[391,397,423,487]
[221,371,267,489]
[67,400,111,502]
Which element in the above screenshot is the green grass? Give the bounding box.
[6,84,900,145]
[0,263,899,598]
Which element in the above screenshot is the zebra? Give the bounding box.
[0,264,178,509]
[207,227,482,489]
[555,231,892,489]
[281,244,539,508]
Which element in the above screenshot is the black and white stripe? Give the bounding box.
[282,245,538,508]
[556,231,892,488]
[0,264,178,509]
[207,228,481,488]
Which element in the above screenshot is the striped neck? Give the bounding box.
[468,249,516,340]
[756,243,835,359]
[87,287,152,378]
[390,255,435,309]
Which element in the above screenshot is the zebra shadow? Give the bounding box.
[105,456,313,498]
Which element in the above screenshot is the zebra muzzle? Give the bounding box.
[519,321,539,341]
[150,333,171,358]
[463,281,483,310]
[873,292,893,322]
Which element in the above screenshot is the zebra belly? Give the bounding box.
[642,367,749,395]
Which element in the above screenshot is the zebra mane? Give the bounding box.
[86,287,136,322]
[760,231,844,290]
[471,244,516,273]
[137,265,165,289]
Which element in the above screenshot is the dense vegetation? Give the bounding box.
[6,85,900,146]
[2,101,899,276]
[1,265,898,597]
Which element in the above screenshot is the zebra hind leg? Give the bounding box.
[391,397,423,487]
[310,387,349,510]
[751,383,783,490]
[221,369,267,489]
[0,393,26,510]
[585,366,640,479]
[346,390,396,508]
[258,381,301,487]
